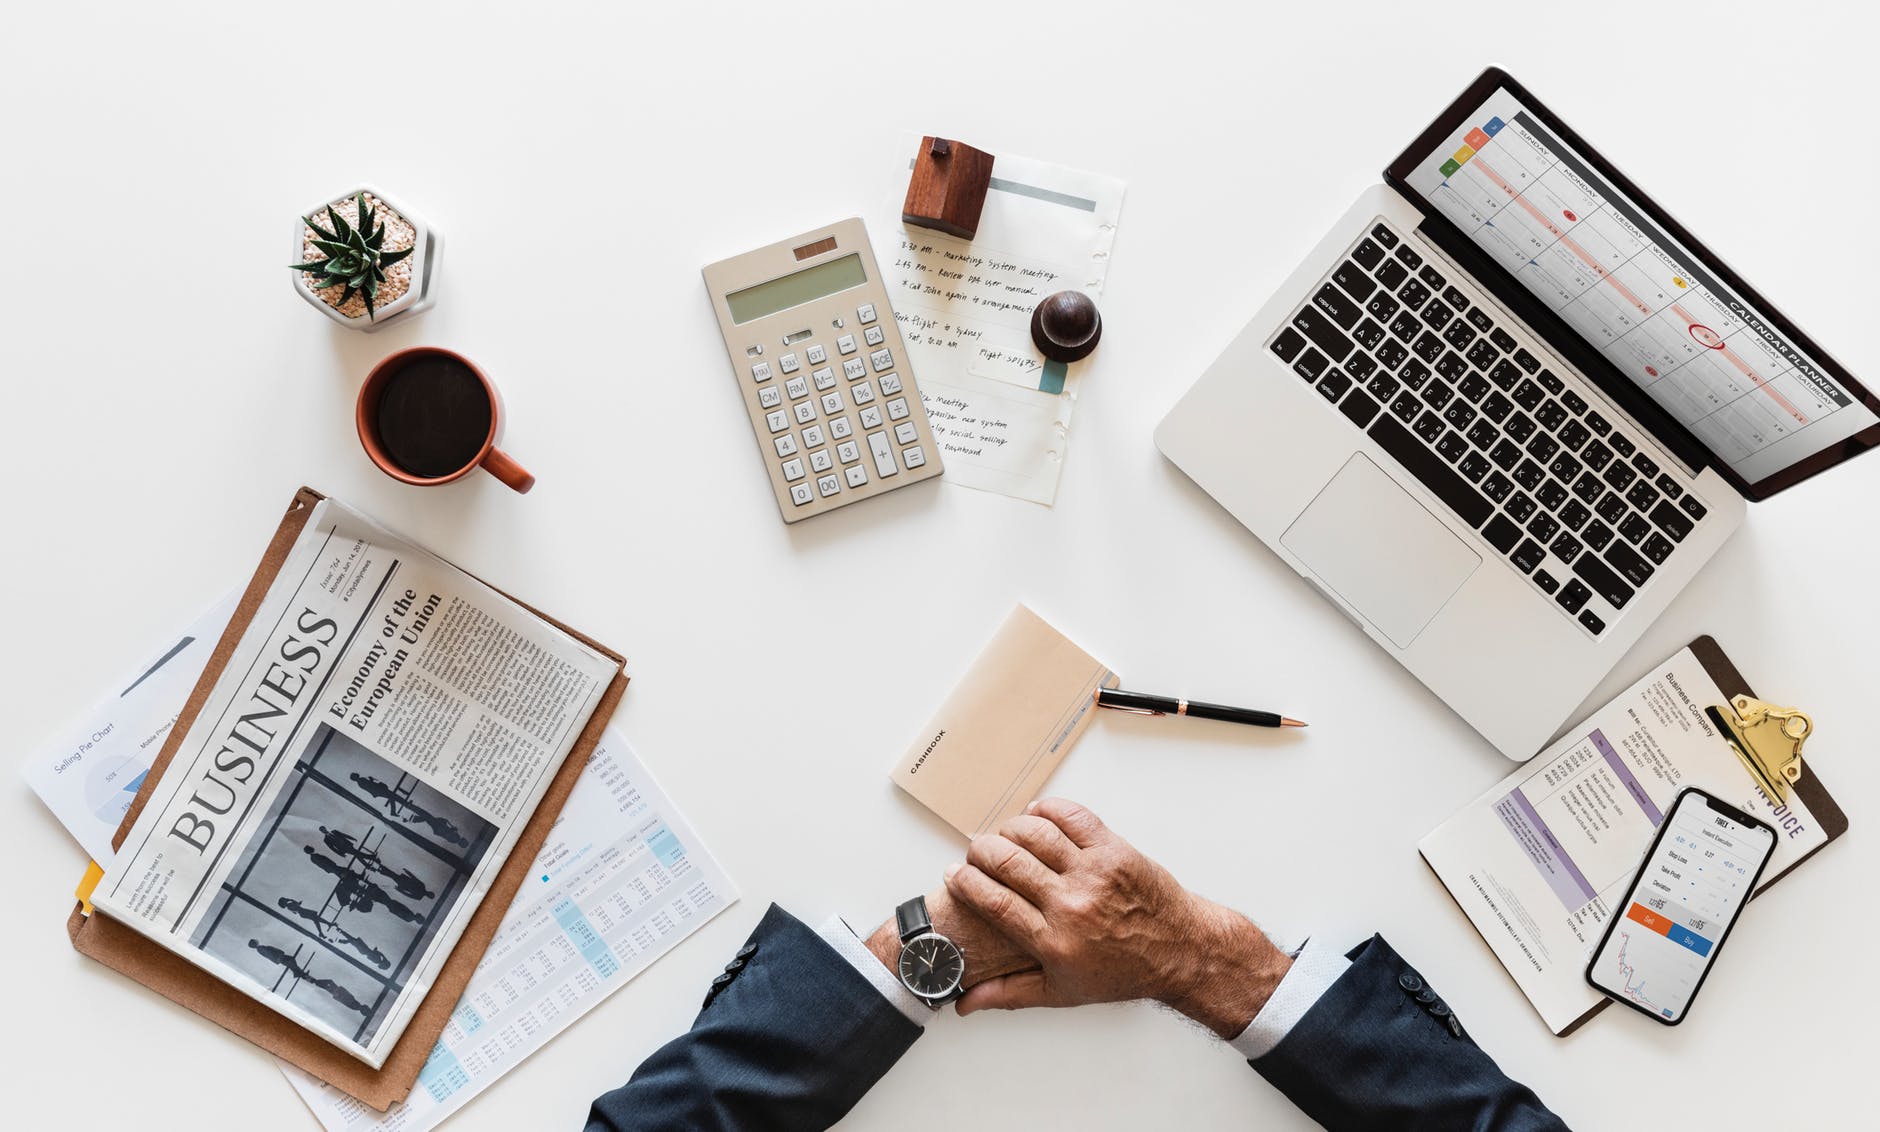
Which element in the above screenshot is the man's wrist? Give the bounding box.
[1162,898,1293,1039]
[863,889,1029,992]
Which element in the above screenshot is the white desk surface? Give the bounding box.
[5,3,1873,1128]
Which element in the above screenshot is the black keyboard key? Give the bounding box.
[1512,539,1546,574]
[1535,399,1568,431]
[1526,433,1560,463]
[1390,310,1421,342]
[1271,328,1306,362]
[1561,390,1588,415]
[1533,569,1559,594]
[1339,387,1380,427]
[1556,579,1591,615]
[1582,520,1614,551]
[1604,540,1655,587]
[1572,471,1605,505]
[1376,340,1410,372]
[1610,432,1637,458]
[1572,552,1635,609]
[1435,352,1469,381]
[1580,439,1613,472]
[1489,439,1523,470]
[1680,495,1707,522]
[1458,450,1491,483]
[1413,410,1445,443]
[1536,479,1569,512]
[1375,258,1408,291]
[1549,453,1583,483]
[1489,360,1522,391]
[1458,373,1490,403]
[1625,480,1660,512]
[1442,320,1477,351]
[1292,306,1354,362]
[1585,411,1612,436]
[1333,260,1376,301]
[1642,531,1675,565]
[1371,223,1398,248]
[1651,500,1693,542]
[1423,379,1455,411]
[1436,430,1468,463]
[1367,292,1401,323]
[1345,352,1377,381]
[1294,348,1328,381]
[1531,360,1556,385]
[1351,319,1384,350]
[1445,401,1478,431]
[1513,459,1545,491]
[1602,461,1637,492]
[1559,499,1591,531]
[1551,532,1583,563]
[1632,451,1660,479]
[1422,300,1455,331]
[1466,339,1500,371]
[1483,471,1514,503]
[1398,279,1432,309]
[1482,391,1514,423]
[1317,369,1352,402]
[1490,328,1518,353]
[1466,419,1499,449]
[1367,372,1400,402]
[1619,513,1652,545]
[1367,415,1493,528]
[1505,412,1537,443]
[1558,420,1591,452]
[1390,390,1420,423]
[1413,332,1445,363]
[1579,608,1606,635]
[1352,238,1386,270]
[1655,474,1683,500]
[1398,357,1432,389]
[1512,379,1544,411]
[1483,513,1522,553]
[1467,308,1493,333]
[1395,244,1423,270]
[1314,284,1362,329]
[1506,492,1537,523]
[1595,492,1628,524]
[1419,264,1446,290]
[1442,286,1469,312]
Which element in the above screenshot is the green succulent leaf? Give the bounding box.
[302,214,338,243]
[378,246,413,267]
[288,260,330,272]
[327,202,353,243]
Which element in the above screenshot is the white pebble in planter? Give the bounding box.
[289,184,440,331]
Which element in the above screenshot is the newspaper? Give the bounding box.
[91,498,620,1068]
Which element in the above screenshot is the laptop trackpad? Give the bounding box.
[1282,454,1480,649]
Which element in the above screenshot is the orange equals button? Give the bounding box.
[1466,127,1491,150]
[1625,902,1674,937]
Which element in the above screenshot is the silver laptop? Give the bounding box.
[1156,68,1878,760]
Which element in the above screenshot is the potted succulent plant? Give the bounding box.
[289,186,439,330]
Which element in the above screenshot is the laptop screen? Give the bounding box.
[1390,75,1877,498]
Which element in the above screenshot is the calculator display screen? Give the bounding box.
[726,253,867,324]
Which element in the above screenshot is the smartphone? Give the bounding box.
[1584,787,1776,1024]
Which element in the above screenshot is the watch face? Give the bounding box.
[898,933,964,999]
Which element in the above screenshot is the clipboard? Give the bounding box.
[65,487,630,1111]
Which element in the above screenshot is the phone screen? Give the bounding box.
[1586,788,1775,1023]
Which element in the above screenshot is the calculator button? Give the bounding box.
[810,449,834,473]
[879,373,903,396]
[801,424,825,448]
[886,397,910,421]
[858,303,878,324]
[813,366,836,391]
[751,361,774,383]
[821,391,844,415]
[781,458,805,481]
[837,334,858,355]
[870,348,894,372]
[766,409,789,433]
[852,381,876,405]
[864,324,885,347]
[836,440,861,464]
[758,387,782,409]
[785,375,809,399]
[805,344,827,365]
[845,465,869,488]
[779,353,800,374]
[843,357,867,380]
[746,344,764,357]
[829,416,853,440]
[902,445,927,470]
[789,483,814,506]
[868,431,898,477]
[860,405,884,429]
[793,401,817,424]
[773,434,798,457]
[817,473,842,497]
[894,421,918,445]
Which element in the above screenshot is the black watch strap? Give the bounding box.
[895,896,933,944]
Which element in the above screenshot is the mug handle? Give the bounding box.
[480,447,536,494]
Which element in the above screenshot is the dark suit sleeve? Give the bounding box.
[1251,935,1569,1131]
[586,904,922,1132]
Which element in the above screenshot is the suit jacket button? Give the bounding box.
[1428,1000,1452,1018]
[725,957,746,973]
[1415,987,1438,1005]
[711,971,736,988]
[1398,974,1424,994]
[736,942,759,960]
[1447,1015,1466,1039]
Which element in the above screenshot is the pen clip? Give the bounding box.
[1097,703,1165,717]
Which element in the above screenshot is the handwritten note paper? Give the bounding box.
[880,148,1125,504]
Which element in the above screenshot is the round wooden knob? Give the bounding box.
[1030,290,1102,363]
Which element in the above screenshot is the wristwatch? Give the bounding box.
[893,895,965,1006]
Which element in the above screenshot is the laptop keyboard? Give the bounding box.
[1267,220,1709,637]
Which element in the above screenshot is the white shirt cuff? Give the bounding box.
[1227,935,1351,1060]
[817,913,934,1028]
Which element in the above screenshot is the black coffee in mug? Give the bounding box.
[373,353,494,478]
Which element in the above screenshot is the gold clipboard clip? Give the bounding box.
[1706,694,1811,804]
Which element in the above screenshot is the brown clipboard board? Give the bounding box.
[66,486,630,1111]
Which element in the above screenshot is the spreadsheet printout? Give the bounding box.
[282,728,737,1131]
[1405,88,1875,485]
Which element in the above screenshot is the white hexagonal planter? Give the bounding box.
[290,183,441,331]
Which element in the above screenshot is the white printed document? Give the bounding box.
[1420,644,1837,1034]
[283,726,737,1131]
[878,144,1125,505]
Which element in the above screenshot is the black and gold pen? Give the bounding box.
[1096,687,1306,729]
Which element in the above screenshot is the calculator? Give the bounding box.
[703,218,943,522]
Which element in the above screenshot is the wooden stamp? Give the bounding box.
[902,137,995,240]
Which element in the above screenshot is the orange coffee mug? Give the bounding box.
[356,346,534,493]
